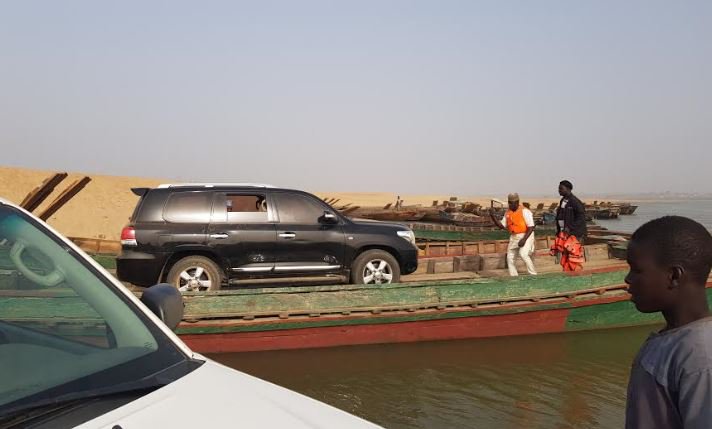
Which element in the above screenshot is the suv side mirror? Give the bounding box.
[319,211,339,224]
[140,283,184,331]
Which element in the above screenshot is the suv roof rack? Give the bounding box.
[157,183,277,189]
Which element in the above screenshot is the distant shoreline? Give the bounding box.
[1,164,708,240]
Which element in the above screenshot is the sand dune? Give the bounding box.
[0,165,569,240]
[0,166,162,240]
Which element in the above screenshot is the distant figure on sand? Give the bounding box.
[490,193,537,276]
[625,216,712,429]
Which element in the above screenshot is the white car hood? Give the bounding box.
[79,359,380,429]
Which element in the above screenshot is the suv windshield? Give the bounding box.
[0,204,193,413]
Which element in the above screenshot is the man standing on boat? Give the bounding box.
[490,193,537,276]
[554,180,587,271]
[556,180,587,241]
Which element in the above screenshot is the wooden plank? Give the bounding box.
[68,237,120,255]
[20,172,68,212]
[37,176,92,221]
[341,206,360,215]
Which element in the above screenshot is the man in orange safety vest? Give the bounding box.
[490,193,537,276]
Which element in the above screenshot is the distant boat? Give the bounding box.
[618,204,639,215]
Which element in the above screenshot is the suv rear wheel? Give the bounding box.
[167,256,224,292]
[351,250,400,285]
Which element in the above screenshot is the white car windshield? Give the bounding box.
[0,204,194,415]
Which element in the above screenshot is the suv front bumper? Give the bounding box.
[399,248,418,275]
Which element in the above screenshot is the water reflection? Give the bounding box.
[211,325,657,428]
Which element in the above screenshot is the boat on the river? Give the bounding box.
[175,265,702,354]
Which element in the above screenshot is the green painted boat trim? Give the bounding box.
[90,254,117,270]
[176,292,620,335]
[566,288,712,331]
[414,228,556,242]
[414,230,510,242]
[0,271,626,321]
[182,288,712,336]
[181,271,628,319]
[0,295,101,319]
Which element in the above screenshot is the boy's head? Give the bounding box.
[625,216,712,313]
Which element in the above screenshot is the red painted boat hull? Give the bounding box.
[181,308,572,353]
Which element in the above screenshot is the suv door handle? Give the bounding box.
[209,233,229,239]
[278,232,296,239]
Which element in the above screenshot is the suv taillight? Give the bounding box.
[121,226,137,246]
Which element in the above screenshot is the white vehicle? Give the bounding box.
[0,198,379,429]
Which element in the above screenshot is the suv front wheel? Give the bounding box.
[351,250,400,285]
[167,256,224,292]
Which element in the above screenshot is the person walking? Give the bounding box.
[553,180,587,271]
[490,193,537,276]
[556,180,587,241]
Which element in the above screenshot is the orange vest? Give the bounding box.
[506,207,529,234]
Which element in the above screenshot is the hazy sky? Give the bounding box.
[1,1,710,195]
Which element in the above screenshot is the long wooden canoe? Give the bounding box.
[175,267,687,353]
[3,267,698,354]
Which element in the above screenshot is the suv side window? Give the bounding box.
[274,192,327,224]
[212,194,270,223]
[163,191,213,223]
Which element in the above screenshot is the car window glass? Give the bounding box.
[163,191,212,223]
[227,194,269,223]
[0,241,112,349]
[211,194,270,223]
[274,193,326,224]
[0,207,180,408]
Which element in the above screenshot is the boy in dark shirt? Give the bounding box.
[625,216,712,429]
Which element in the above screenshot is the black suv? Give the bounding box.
[116,184,418,291]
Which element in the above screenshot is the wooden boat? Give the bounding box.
[619,204,639,215]
[8,264,694,355]
[585,206,621,220]
[417,206,444,223]
[172,267,702,354]
[437,211,492,227]
[349,207,426,222]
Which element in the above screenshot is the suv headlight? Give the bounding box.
[397,230,416,246]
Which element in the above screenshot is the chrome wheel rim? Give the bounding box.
[362,259,393,284]
[177,266,213,292]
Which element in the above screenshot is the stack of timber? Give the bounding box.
[17,171,92,221]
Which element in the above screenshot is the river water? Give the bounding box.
[594,199,712,232]
[211,325,655,428]
[210,200,711,428]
